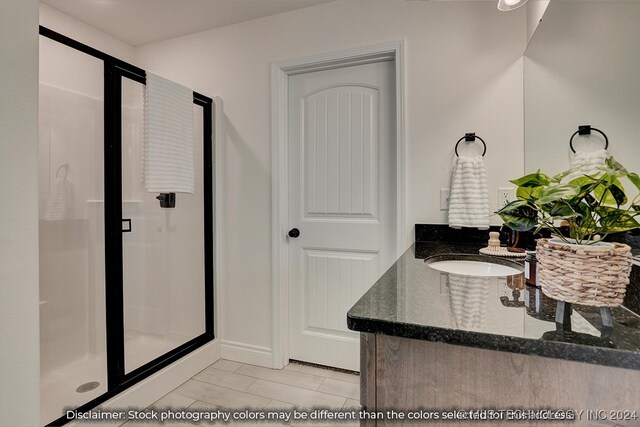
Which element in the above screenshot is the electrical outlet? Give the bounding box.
[498,187,514,209]
[440,189,450,210]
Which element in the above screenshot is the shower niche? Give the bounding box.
[38,29,214,426]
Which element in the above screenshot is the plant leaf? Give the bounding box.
[516,186,542,201]
[506,156,640,236]
[500,214,538,232]
[548,201,579,220]
[593,181,627,207]
[552,165,584,183]
[496,200,538,231]
[600,214,640,233]
[583,194,598,207]
[595,206,640,233]
[537,184,581,204]
[568,176,597,186]
[593,183,617,206]
[510,171,551,188]
[567,176,601,203]
[495,199,529,215]
[568,175,598,192]
[608,183,627,206]
[606,156,627,173]
[573,201,591,217]
[627,172,640,191]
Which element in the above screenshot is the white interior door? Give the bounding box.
[288,60,396,371]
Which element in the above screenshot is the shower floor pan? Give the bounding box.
[40,354,107,426]
[40,333,186,425]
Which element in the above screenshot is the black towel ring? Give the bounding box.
[569,125,609,153]
[455,133,487,157]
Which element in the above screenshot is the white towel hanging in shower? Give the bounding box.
[143,72,194,193]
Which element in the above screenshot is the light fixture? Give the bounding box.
[497,0,528,12]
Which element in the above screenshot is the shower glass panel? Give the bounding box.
[39,36,107,425]
[121,78,206,374]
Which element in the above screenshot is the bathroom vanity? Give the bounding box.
[347,226,640,426]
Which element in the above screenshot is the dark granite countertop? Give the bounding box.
[347,241,640,370]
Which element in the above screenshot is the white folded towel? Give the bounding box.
[144,73,194,193]
[569,148,607,178]
[448,155,490,229]
[44,174,70,220]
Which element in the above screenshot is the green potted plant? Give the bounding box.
[497,157,639,307]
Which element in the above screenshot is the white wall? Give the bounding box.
[0,0,41,425]
[40,2,136,63]
[525,1,640,176]
[526,0,550,44]
[136,0,526,360]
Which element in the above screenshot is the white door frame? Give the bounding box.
[270,41,406,369]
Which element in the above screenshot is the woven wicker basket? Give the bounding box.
[536,238,633,307]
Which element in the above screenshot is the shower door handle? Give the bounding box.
[122,219,132,233]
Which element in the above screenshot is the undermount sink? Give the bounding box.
[424,254,523,277]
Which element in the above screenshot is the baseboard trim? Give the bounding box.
[70,340,221,426]
[221,340,273,368]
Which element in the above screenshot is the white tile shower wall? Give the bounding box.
[0,0,40,424]
[135,0,526,361]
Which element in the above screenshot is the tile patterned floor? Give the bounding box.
[120,359,361,426]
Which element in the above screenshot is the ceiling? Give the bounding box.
[41,0,335,46]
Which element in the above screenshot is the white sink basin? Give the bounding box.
[426,259,522,277]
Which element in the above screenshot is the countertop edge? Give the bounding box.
[347,312,640,371]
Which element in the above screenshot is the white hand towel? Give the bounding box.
[448,155,490,229]
[144,73,194,193]
[569,148,607,178]
[44,176,69,221]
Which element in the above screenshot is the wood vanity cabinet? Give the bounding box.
[360,333,640,426]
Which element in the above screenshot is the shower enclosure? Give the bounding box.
[38,28,214,426]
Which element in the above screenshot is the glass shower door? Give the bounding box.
[39,36,108,425]
[39,29,214,424]
[120,78,206,374]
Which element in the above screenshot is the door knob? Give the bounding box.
[288,228,300,238]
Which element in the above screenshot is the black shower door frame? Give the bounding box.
[40,26,215,427]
